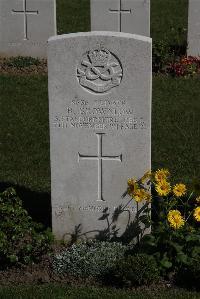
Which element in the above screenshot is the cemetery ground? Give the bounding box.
[0,284,200,299]
[0,0,200,298]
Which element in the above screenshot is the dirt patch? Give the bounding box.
[0,254,97,286]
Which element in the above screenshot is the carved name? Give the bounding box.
[53,97,147,131]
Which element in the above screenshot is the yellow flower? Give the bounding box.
[196,196,200,204]
[127,178,138,195]
[132,188,150,203]
[167,210,185,229]
[145,192,152,203]
[155,180,171,196]
[193,207,200,222]
[140,170,151,184]
[173,183,187,197]
[127,178,136,187]
[154,168,170,183]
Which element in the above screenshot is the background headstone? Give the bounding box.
[48,32,152,240]
[187,0,200,56]
[0,0,56,58]
[91,0,150,36]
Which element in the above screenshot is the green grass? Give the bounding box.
[0,285,199,299]
[0,75,50,193]
[151,0,188,45]
[56,0,90,34]
[152,77,200,185]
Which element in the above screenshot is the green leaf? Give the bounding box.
[191,246,200,257]
[167,240,183,253]
[160,258,172,269]
[185,234,200,242]
[9,255,18,263]
[176,253,189,265]
[141,234,156,247]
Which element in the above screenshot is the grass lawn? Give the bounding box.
[0,285,200,299]
[151,0,188,44]
[152,76,200,184]
[56,0,90,35]
[0,75,49,193]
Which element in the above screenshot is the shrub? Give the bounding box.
[0,188,53,268]
[108,254,160,287]
[53,240,126,278]
[152,40,171,73]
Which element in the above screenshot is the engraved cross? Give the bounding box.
[12,0,39,40]
[109,0,132,32]
[78,133,122,202]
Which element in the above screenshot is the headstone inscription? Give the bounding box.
[0,0,56,58]
[48,32,152,240]
[187,0,200,56]
[91,0,150,36]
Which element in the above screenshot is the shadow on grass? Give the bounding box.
[0,182,51,229]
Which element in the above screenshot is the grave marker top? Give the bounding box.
[0,0,56,58]
[109,0,132,32]
[11,0,39,41]
[91,0,150,36]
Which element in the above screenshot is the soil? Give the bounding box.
[0,254,97,286]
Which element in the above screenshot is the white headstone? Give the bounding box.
[91,0,150,36]
[48,32,152,240]
[187,0,200,56]
[0,0,56,58]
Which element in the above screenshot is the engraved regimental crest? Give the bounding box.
[77,48,123,93]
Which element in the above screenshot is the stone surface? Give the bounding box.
[48,32,152,240]
[187,0,200,56]
[0,0,56,58]
[91,0,150,36]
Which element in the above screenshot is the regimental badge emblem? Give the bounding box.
[77,48,123,93]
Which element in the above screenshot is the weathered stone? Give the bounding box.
[48,32,152,240]
[187,0,200,56]
[0,0,56,58]
[91,0,150,36]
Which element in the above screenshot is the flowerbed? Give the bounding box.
[0,169,199,290]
